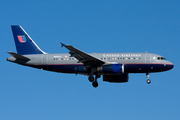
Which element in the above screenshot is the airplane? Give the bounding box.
[7,25,174,88]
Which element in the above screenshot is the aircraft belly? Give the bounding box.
[124,64,154,73]
[124,63,170,73]
[30,64,79,73]
[53,65,79,73]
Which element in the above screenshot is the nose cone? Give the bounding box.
[167,62,174,70]
[169,63,174,69]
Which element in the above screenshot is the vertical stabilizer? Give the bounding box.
[11,25,45,55]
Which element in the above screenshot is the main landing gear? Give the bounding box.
[88,75,100,88]
[88,75,94,82]
[146,73,151,84]
[88,67,100,88]
[92,80,98,88]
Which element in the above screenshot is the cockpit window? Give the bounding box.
[157,57,166,60]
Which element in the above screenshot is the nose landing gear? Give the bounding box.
[146,73,151,84]
[147,79,151,84]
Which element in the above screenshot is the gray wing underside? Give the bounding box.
[61,43,105,67]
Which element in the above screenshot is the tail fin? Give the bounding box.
[11,25,45,55]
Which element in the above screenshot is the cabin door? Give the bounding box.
[145,54,150,63]
[42,55,48,64]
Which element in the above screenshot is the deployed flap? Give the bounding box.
[7,52,31,61]
[61,43,105,66]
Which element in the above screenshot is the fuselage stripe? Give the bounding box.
[34,63,173,66]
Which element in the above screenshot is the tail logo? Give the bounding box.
[18,36,27,43]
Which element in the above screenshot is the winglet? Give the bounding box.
[60,42,65,47]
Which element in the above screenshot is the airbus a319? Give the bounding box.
[7,25,174,88]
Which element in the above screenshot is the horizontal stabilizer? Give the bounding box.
[7,52,31,61]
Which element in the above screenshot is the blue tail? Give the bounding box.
[11,25,45,55]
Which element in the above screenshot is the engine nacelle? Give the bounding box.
[98,63,124,74]
[103,73,129,83]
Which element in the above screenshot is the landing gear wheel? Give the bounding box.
[92,81,98,88]
[147,79,151,84]
[88,75,94,82]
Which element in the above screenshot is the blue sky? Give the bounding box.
[1,0,180,120]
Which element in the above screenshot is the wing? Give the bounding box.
[61,43,105,67]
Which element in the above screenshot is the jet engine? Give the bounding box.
[103,73,129,83]
[98,63,124,74]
